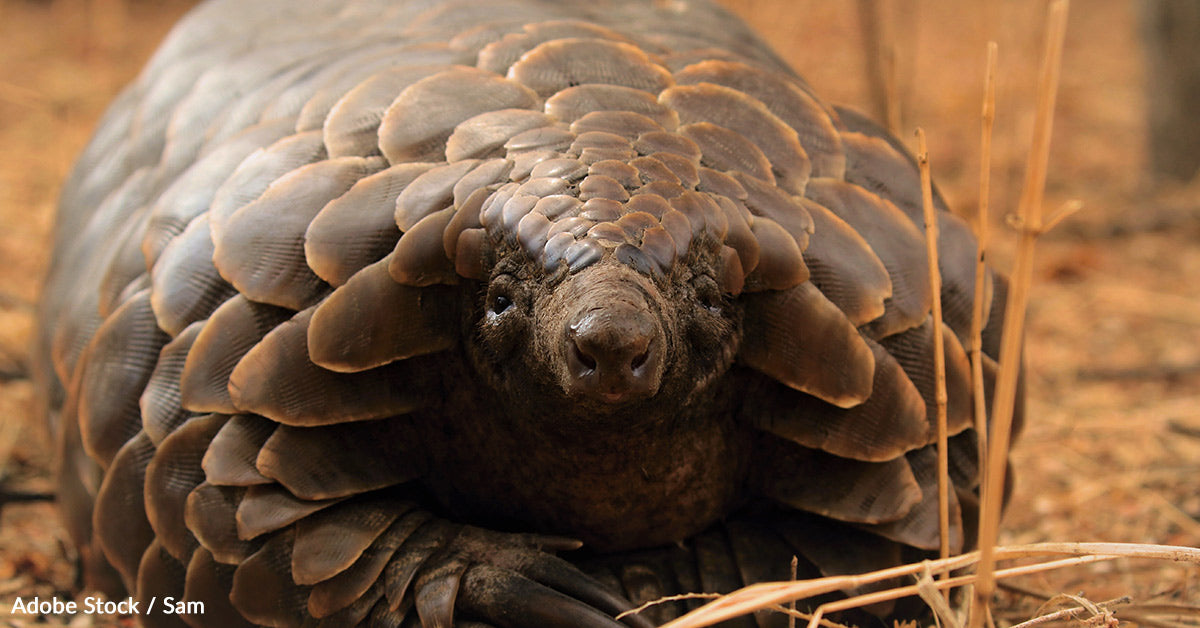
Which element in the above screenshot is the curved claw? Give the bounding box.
[515,552,656,628]
[459,564,630,628]
[447,526,648,626]
[385,520,457,611]
[415,550,470,628]
[518,533,584,553]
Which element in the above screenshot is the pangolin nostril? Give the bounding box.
[630,348,649,372]
[572,340,598,371]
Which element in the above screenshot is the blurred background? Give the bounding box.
[0,0,1197,624]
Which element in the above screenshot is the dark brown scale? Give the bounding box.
[39,2,1022,627]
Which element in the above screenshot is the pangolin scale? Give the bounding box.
[35,1,1025,626]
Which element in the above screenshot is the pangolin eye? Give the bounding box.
[486,275,518,320]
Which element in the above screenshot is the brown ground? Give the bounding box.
[0,0,1196,626]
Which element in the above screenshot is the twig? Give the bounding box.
[970,41,998,480]
[1009,596,1131,628]
[660,542,1200,628]
[916,563,960,628]
[789,556,798,628]
[857,0,901,135]
[970,2,1071,627]
[766,605,852,628]
[1041,199,1083,233]
[616,593,722,620]
[917,127,951,570]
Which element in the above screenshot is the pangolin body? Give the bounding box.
[36,1,1024,626]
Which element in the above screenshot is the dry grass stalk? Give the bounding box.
[790,555,799,628]
[916,127,952,569]
[969,1,1071,626]
[915,563,961,628]
[657,543,1200,628]
[856,0,903,135]
[969,41,998,481]
[1008,595,1131,628]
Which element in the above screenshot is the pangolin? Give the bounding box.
[35,0,1024,626]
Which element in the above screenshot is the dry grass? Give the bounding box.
[0,0,1197,626]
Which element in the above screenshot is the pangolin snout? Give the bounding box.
[563,294,664,404]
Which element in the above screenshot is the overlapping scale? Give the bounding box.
[324,64,457,158]
[43,4,1021,626]
[755,435,920,525]
[936,212,994,342]
[739,282,875,408]
[797,200,892,327]
[145,413,228,562]
[805,178,931,339]
[674,60,845,178]
[509,38,672,98]
[77,290,168,467]
[230,530,311,628]
[292,495,408,585]
[141,119,295,266]
[743,217,808,292]
[445,110,554,162]
[545,84,678,128]
[229,307,430,426]
[839,128,934,223]
[769,512,903,610]
[207,131,328,237]
[745,337,927,462]
[733,173,813,251]
[179,295,293,415]
[295,43,468,132]
[150,214,237,337]
[185,483,257,564]
[305,162,437,286]
[307,514,419,618]
[394,160,481,231]
[311,256,458,371]
[202,414,275,487]
[201,55,328,147]
[678,122,774,184]
[93,431,157,587]
[140,323,202,445]
[661,83,810,194]
[235,484,343,542]
[477,20,634,75]
[156,41,331,182]
[571,111,665,140]
[861,446,963,552]
[136,540,190,628]
[379,66,539,163]
[878,317,974,436]
[214,156,385,310]
[256,418,425,500]
[183,549,256,628]
[96,215,152,321]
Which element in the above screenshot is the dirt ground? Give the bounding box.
[0,0,1196,626]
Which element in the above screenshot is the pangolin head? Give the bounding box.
[383,111,815,420]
